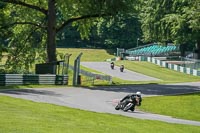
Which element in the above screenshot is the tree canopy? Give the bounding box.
[0,0,137,73]
[0,0,200,73]
[56,14,142,49]
[139,0,200,57]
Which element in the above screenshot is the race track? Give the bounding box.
[1,83,200,126]
[81,62,160,81]
[1,61,200,126]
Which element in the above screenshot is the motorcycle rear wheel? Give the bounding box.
[123,103,134,112]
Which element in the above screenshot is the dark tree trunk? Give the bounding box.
[47,0,56,62]
[197,39,200,59]
[179,43,186,57]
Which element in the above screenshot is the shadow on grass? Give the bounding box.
[105,49,116,55]
[0,87,61,96]
[84,83,200,96]
[1,83,200,97]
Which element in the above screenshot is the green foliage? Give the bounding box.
[139,0,200,45]
[0,0,138,72]
[94,14,142,48]
[1,0,199,71]
[0,3,11,59]
[4,26,47,73]
[56,0,137,40]
[0,0,47,73]
[57,14,142,49]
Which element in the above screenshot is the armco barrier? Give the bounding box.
[0,74,68,86]
[142,56,200,76]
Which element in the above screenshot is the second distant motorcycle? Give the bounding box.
[120,65,124,72]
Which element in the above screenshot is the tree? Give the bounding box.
[93,14,142,49]
[56,13,142,49]
[59,14,142,49]
[0,3,11,50]
[139,0,200,58]
[0,0,136,72]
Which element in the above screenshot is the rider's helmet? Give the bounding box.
[136,91,141,96]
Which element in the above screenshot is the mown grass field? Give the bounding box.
[1,48,200,132]
[139,92,200,121]
[57,48,115,64]
[0,96,200,133]
[115,60,200,84]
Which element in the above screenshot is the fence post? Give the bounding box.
[73,53,83,86]
[63,53,72,75]
[73,59,78,86]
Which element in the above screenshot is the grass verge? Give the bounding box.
[139,92,200,121]
[0,96,200,133]
[115,60,200,83]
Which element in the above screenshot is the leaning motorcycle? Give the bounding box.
[115,100,135,112]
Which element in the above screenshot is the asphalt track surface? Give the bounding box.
[1,62,200,126]
[81,62,160,81]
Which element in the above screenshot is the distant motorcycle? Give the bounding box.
[111,62,114,69]
[120,65,124,72]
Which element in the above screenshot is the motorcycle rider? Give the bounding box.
[118,91,142,111]
[120,65,124,72]
[111,62,115,69]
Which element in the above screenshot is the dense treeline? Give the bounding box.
[0,0,199,73]
[57,15,142,49]
[139,0,200,58]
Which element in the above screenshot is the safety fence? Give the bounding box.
[139,56,200,76]
[0,74,68,86]
[69,65,112,85]
[173,57,200,70]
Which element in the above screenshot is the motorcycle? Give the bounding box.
[115,100,135,112]
[111,62,114,69]
[120,65,124,72]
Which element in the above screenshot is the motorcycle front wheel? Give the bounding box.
[115,105,120,110]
